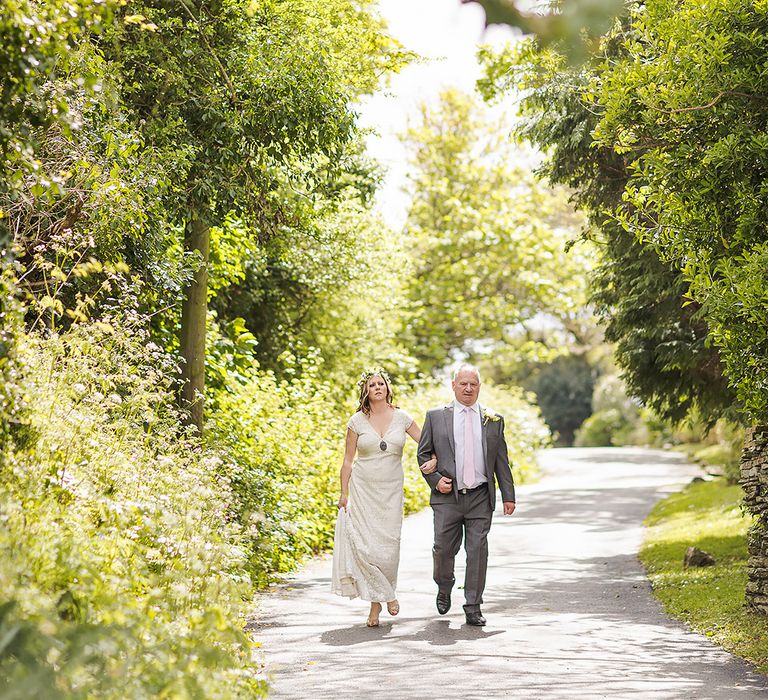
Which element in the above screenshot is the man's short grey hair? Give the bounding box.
[451,363,481,382]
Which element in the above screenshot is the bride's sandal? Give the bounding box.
[387,599,399,616]
[366,602,381,627]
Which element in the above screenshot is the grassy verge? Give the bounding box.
[641,479,768,673]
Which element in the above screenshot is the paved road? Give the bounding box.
[251,447,768,699]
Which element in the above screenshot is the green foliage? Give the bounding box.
[673,420,745,485]
[103,0,408,226]
[91,0,412,427]
[690,443,742,484]
[6,78,184,326]
[0,266,25,450]
[641,480,768,673]
[0,322,263,697]
[574,373,646,447]
[479,30,738,425]
[574,408,626,447]
[208,357,344,585]
[210,199,415,383]
[582,0,768,420]
[569,370,726,448]
[401,88,593,373]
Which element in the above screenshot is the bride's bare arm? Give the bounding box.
[405,420,420,442]
[405,421,437,474]
[338,428,357,509]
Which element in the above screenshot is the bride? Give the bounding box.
[331,369,437,627]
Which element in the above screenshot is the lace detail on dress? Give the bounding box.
[331,408,408,601]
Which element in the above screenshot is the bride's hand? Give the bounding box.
[338,495,348,510]
[420,456,438,474]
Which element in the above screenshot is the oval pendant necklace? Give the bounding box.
[379,439,387,451]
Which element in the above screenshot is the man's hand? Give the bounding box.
[503,501,516,516]
[436,476,453,494]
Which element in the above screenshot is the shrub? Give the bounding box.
[575,374,662,447]
[574,408,627,447]
[208,362,344,586]
[0,324,263,699]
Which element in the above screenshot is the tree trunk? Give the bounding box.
[179,213,210,433]
[740,425,768,614]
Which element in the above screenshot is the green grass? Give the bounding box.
[641,479,768,673]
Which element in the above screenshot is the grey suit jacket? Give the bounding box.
[417,403,516,510]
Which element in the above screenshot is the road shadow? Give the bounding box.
[320,622,395,645]
[320,618,504,647]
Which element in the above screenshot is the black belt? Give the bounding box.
[458,482,488,495]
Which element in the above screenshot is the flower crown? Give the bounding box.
[358,367,391,389]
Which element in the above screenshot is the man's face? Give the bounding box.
[452,369,480,407]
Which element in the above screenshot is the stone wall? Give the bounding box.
[740,425,768,614]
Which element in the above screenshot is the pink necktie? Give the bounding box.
[463,407,475,489]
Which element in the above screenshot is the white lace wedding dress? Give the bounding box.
[331,408,413,602]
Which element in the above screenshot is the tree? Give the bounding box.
[583,0,768,616]
[401,88,593,373]
[209,199,415,385]
[478,34,738,424]
[101,0,409,430]
[585,0,768,421]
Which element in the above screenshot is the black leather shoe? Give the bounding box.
[436,591,451,615]
[465,611,486,626]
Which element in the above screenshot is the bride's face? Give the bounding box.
[366,376,388,402]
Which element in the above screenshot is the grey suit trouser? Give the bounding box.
[432,484,493,613]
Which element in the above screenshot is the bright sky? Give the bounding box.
[357,0,521,229]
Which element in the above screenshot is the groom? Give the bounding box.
[417,364,516,626]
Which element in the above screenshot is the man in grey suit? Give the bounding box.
[417,364,516,626]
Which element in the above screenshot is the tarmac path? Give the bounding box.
[251,447,768,699]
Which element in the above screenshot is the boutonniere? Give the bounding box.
[482,408,501,425]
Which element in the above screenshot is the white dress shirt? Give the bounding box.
[452,400,486,489]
